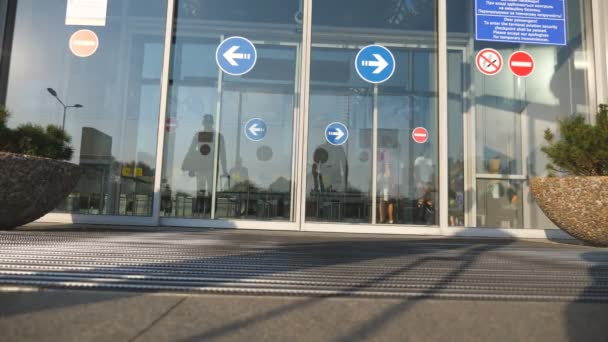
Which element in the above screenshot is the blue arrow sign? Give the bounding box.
[355,45,396,84]
[244,118,267,142]
[216,36,257,76]
[325,122,349,146]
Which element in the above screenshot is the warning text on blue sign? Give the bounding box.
[476,0,567,46]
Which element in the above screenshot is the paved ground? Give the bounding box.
[0,225,607,341]
[2,289,608,342]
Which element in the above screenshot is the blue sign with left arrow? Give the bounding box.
[325,122,349,146]
[355,45,396,84]
[244,118,267,142]
[216,36,257,76]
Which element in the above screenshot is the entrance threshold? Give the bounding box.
[36,214,575,241]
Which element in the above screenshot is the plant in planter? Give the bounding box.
[0,106,82,229]
[530,104,608,246]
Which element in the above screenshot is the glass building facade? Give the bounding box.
[1,0,606,237]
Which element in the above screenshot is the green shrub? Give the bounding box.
[542,104,608,176]
[0,106,74,161]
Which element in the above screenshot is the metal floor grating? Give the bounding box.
[1,230,607,302]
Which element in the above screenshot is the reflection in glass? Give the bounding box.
[306,0,438,225]
[447,0,592,229]
[306,54,373,223]
[161,0,301,221]
[3,0,167,216]
[447,51,465,226]
[376,49,438,226]
[476,179,523,228]
[181,115,226,217]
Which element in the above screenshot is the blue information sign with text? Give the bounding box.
[476,0,567,46]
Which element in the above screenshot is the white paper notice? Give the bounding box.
[65,0,108,27]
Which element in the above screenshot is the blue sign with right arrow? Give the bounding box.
[216,36,257,76]
[355,45,396,84]
[325,122,349,146]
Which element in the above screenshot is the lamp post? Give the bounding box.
[47,88,83,130]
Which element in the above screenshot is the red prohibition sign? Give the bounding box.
[412,127,429,144]
[476,48,503,76]
[509,51,535,78]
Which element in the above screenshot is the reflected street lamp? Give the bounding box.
[47,88,83,130]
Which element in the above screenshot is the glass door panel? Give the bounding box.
[306,47,373,223]
[3,0,167,217]
[305,0,438,226]
[447,0,592,229]
[160,0,302,222]
[377,49,438,226]
[215,45,297,221]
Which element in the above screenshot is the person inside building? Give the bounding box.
[181,114,227,216]
[228,157,250,216]
[377,134,398,224]
[414,144,435,224]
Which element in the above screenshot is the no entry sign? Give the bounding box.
[69,29,99,58]
[476,48,503,76]
[412,127,429,144]
[509,51,535,78]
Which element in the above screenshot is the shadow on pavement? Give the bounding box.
[5,228,607,341]
[0,231,511,318]
[177,243,499,342]
[566,251,608,341]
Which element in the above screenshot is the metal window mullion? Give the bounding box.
[297,0,313,227]
[438,0,449,232]
[459,44,476,228]
[371,85,378,225]
[520,93,531,229]
[289,40,302,222]
[152,0,176,225]
[602,0,608,104]
[590,0,606,114]
[210,35,225,220]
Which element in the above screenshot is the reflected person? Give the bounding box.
[311,141,349,193]
[181,114,227,215]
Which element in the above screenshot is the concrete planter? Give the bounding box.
[530,176,608,246]
[0,152,81,229]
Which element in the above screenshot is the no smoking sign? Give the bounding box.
[476,48,503,76]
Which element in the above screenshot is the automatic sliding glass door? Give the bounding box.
[304,0,439,227]
[160,0,302,224]
[306,47,373,223]
[215,44,298,221]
